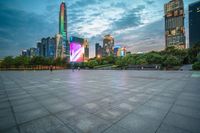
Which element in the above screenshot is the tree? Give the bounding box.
[53,57,63,66]
[14,56,30,68]
[164,55,180,68]
[115,57,124,67]
[186,45,200,63]
[136,58,148,65]
[105,55,115,64]
[1,56,14,68]
[87,60,98,68]
[146,53,163,64]
[192,62,200,70]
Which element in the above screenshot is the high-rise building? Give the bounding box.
[59,2,70,60]
[164,0,186,49]
[103,34,114,56]
[59,2,67,39]
[21,49,30,57]
[30,48,39,57]
[95,43,102,58]
[37,42,43,57]
[114,45,126,57]
[37,37,56,58]
[55,34,64,58]
[189,1,200,48]
[41,38,48,57]
[69,36,89,62]
[83,39,89,62]
[46,37,56,58]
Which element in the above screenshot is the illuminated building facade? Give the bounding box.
[59,2,67,39]
[95,43,103,58]
[164,0,186,49]
[59,2,70,60]
[69,36,89,62]
[103,35,114,56]
[114,45,126,57]
[189,1,200,48]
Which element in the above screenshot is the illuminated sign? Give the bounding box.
[70,42,84,62]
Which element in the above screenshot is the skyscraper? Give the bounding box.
[189,1,200,48]
[59,2,67,39]
[59,2,70,61]
[95,43,102,58]
[103,35,114,56]
[164,0,186,49]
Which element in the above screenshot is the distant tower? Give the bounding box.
[59,1,70,61]
[103,35,114,57]
[164,0,186,49]
[59,2,67,39]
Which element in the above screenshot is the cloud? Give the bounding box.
[0,4,57,58]
[144,0,155,5]
[111,5,145,31]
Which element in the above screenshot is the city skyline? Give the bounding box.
[0,0,198,58]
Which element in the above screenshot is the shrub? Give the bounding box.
[192,62,200,70]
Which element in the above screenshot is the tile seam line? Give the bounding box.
[101,79,178,133]
[7,75,76,133]
[154,81,189,133]
[0,75,21,133]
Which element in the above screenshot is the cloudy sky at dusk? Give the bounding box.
[0,0,197,58]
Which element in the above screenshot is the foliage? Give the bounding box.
[192,62,200,70]
[1,56,14,68]
[145,53,164,64]
[87,60,98,68]
[1,44,200,70]
[163,55,181,67]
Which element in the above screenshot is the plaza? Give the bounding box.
[0,70,200,133]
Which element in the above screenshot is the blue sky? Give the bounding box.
[0,0,197,58]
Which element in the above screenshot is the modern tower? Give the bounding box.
[189,1,200,48]
[103,35,114,57]
[59,2,67,39]
[95,43,102,58]
[164,0,186,49]
[59,1,70,61]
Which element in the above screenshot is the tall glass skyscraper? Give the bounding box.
[164,0,186,49]
[59,2,67,39]
[59,2,70,61]
[189,1,200,48]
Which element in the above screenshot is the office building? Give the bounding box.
[37,37,56,58]
[189,1,200,48]
[69,36,89,62]
[103,34,114,56]
[55,34,64,58]
[114,45,126,57]
[21,49,30,57]
[29,48,39,57]
[164,0,186,48]
[95,43,103,58]
[83,39,89,62]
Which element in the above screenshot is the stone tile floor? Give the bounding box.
[0,70,200,133]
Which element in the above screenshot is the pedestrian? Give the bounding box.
[50,65,53,72]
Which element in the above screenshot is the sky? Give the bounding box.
[0,0,198,58]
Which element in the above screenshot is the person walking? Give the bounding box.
[50,65,53,72]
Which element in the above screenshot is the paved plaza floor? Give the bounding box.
[0,70,200,133]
